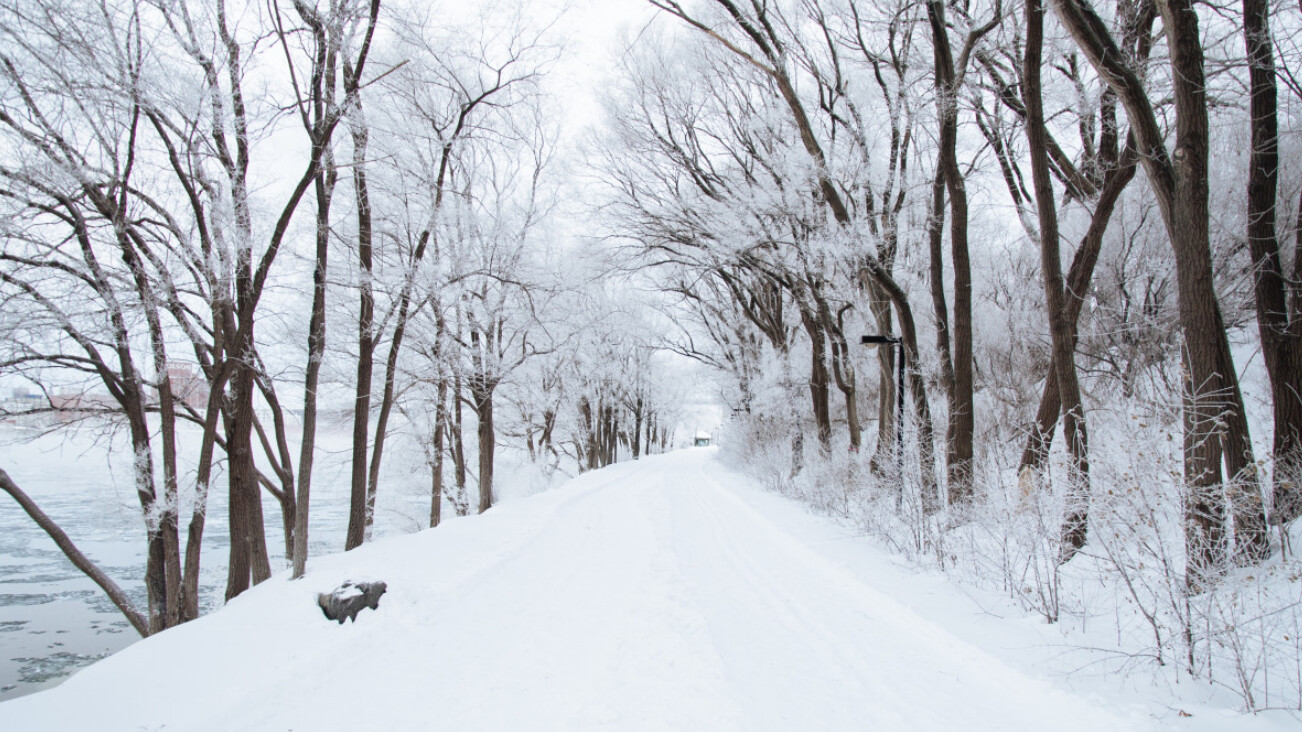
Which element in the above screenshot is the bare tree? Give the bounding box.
[342,8,550,546]
[1022,0,1090,560]
[1241,0,1302,525]
[1051,0,1268,586]
[923,0,1001,504]
[642,0,940,502]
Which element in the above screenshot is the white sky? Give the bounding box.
[543,0,662,142]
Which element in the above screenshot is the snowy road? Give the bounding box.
[0,448,1154,731]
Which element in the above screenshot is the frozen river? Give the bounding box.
[0,421,441,700]
[1,427,155,699]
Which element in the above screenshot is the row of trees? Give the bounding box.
[0,0,681,637]
[605,0,1302,592]
[9,0,1300,651]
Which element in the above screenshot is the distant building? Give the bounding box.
[159,365,210,411]
[694,431,711,447]
[3,387,44,414]
[45,390,117,422]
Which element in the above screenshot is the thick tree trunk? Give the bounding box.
[866,282,897,469]
[799,307,833,450]
[1051,0,1265,586]
[580,396,598,472]
[1243,0,1302,527]
[225,355,271,600]
[475,385,495,514]
[346,98,375,552]
[1163,0,1265,575]
[1025,0,1091,563]
[632,397,644,459]
[927,0,975,505]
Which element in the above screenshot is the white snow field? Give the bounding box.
[0,448,1214,730]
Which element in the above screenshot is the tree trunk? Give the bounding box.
[359,231,432,542]
[1163,0,1265,574]
[632,397,644,459]
[346,91,375,552]
[250,400,296,563]
[475,385,495,513]
[608,405,620,465]
[599,401,614,467]
[293,108,338,577]
[225,353,271,600]
[861,259,943,511]
[580,396,598,472]
[181,369,227,621]
[1,470,150,637]
[1019,144,1138,482]
[828,329,861,452]
[1051,0,1265,586]
[453,371,468,511]
[431,376,447,528]
[290,0,344,579]
[799,307,832,450]
[926,166,956,403]
[122,400,167,633]
[119,224,183,625]
[866,281,897,470]
[1025,0,1091,563]
[927,0,975,504]
[542,408,558,461]
[1243,0,1302,527]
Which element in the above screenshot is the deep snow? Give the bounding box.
[0,448,1292,730]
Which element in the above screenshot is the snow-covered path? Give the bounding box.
[1,448,1154,731]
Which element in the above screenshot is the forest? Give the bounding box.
[2,0,1302,712]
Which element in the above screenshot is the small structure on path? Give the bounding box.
[694,430,712,447]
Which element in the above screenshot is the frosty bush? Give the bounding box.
[723,408,1302,712]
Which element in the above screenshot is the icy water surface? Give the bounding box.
[0,420,482,701]
[0,428,149,699]
[0,423,380,701]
